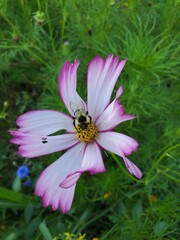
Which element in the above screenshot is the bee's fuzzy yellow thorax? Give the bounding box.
[75,122,98,143]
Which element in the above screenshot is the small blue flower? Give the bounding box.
[24,179,32,187]
[16,165,29,179]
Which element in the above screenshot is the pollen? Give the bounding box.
[75,122,98,143]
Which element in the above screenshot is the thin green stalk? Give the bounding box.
[148,143,180,175]
[45,2,58,66]
[60,0,67,50]
[36,0,41,12]
[157,170,180,182]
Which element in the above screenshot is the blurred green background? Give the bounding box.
[0,0,179,239]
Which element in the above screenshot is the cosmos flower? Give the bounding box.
[9,54,142,214]
[16,165,29,179]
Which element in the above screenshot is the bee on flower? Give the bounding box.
[9,54,142,214]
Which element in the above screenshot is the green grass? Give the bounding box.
[0,0,179,239]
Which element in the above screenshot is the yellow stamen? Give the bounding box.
[75,122,98,143]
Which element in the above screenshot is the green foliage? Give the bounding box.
[0,0,179,239]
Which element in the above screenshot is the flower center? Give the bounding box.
[75,122,98,143]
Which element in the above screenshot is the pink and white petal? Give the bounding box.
[9,130,79,158]
[16,110,74,135]
[96,86,135,131]
[96,132,139,157]
[60,142,106,189]
[96,101,135,131]
[115,85,123,98]
[123,157,142,179]
[34,142,86,214]
[87,54,127,121]
[60,172,81,189]
[58,60,85,115]
[117,114,136,124]
[95,86,124,130]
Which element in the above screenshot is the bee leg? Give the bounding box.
[72,117,78,130]
[89,116,92,123]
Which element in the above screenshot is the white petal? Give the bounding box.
[87,54,127,121]
[34,142,86,214]
[58,60,86,115]
[10,132,79,158]
[60,142,106,188]
[16,110,74,135]
[96,132,142,179]
[96,132,139,157]
[123,157,142,179]
[96,86,135,131]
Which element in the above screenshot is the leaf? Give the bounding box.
[0,200,27,209]
[132,199,143,219]
[24,217,41,238]
[39,221,53,240]
[117,201,127,214]
[12,176,21,192]
[153,221,168,235]
[0,187,29,204]
[24,203,34,223]
[4,232,16,240]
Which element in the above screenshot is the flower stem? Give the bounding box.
[148,143,180,175]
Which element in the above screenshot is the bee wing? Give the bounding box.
[70,101,85,113]
[77,100,85,110]
[70,102,78,113]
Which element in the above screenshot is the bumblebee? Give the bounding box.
[70,101,91,130]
